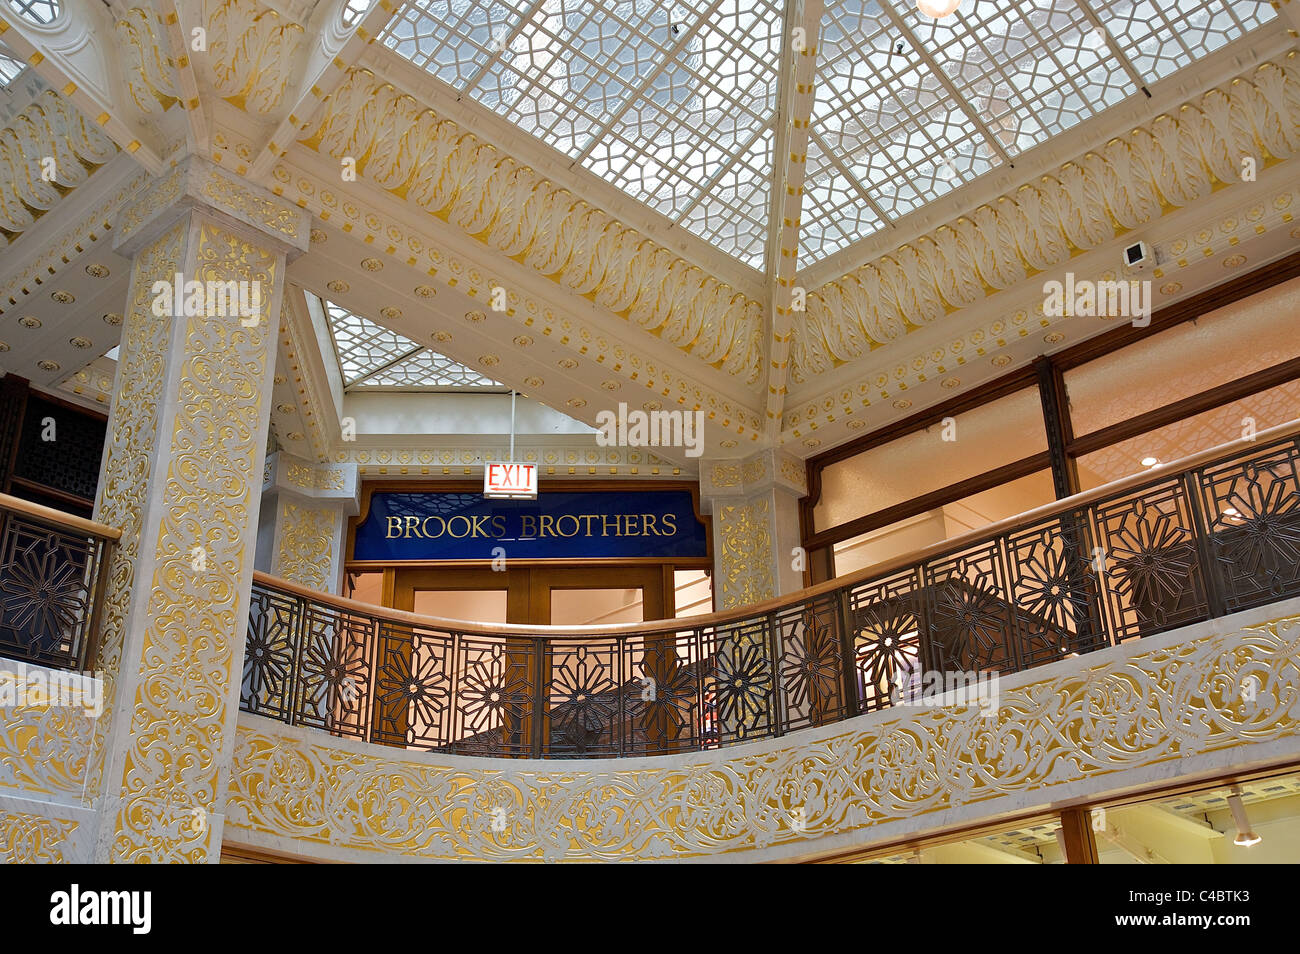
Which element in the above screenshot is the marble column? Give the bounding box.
[89,158,309,862]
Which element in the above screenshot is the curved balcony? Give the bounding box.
[240,420,1300,759]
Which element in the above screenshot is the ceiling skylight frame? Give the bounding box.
[380,1,1278,270]
[378,0,784,269]
[320,298,506,393]
[800,0,1276,264]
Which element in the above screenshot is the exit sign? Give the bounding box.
[484,462,537,499]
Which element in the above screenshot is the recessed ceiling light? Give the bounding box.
[1141,456,1160,467]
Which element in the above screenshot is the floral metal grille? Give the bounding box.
[0,510,110,670]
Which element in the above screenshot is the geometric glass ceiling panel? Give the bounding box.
[380,1,1275,270]
[804,0,1275,263]
[381,0,785,268]
[322,299,504,391]
[0,46,24,85]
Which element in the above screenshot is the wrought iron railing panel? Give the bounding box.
[1197,440,1300,613]
[846,569,924,714]
[0,508,111,671]
[1094,478,1209,641]
[240,430,1300,759]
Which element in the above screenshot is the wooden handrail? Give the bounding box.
[253,416,1300,639]
[0,492,122,541]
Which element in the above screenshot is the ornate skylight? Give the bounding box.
[380,0,1275,269]
[322,299,505,391]
[802,0,1276,262]
[381,0,785,268]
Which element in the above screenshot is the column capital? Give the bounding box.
[263,451,361,515]
[112,156,311,259]
[699,448,808,502]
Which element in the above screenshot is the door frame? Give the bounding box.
[390,564,670,625]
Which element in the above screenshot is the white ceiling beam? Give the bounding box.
[157,0,210,153]
[764,0,823,437]
[0,5,166,173]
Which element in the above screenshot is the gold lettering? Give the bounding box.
[448,515,473,538]
[404,515,423,539]
[578,514,598,537]
[520,514,537,537]
[386,516,403,539]
[470,515,490,537]
[556,514,579,537]
[642,513,659,536]
[601,515,620,536]
[491,515,507,537]
[422,515,445,538]
[539,514,556,537]
[624,514,641,535]
[660,512,677,536]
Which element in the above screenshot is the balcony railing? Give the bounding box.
[240,420,1300,759]
[0,493,118,671]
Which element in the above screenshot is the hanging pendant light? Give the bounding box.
[916,0,962,18]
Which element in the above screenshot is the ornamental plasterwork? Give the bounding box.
[717,496,775,609]
[781,184,1300,440]
[0,89,117,245]
[114,7,179,117]
[116,158,309,254]
[298,66,765,386]
[87,219,184,800]
[703,450,804,497]
[331,443,689,479]
[0,162,147,313]
[224,607,1300,862]
[275,500,334,590]
[57,356,116,405]
[108,221,280,863]
[284,460,345,492]
[259,146,766,439]
[0,690,96,799]
[204,0,304,116]
[0,813,78,863]
[793,56,1300,386]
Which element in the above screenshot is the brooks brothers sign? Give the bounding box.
[353,490,709,561]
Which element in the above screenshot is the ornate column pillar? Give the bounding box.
[258,451,360,595]
[700,449,808,609]
[89,158,309,863]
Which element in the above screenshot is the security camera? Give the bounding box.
[1123,241,1154,271]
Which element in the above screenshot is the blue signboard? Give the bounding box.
[353,490,709,561]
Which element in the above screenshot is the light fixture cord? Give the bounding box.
[509,389,516,462]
